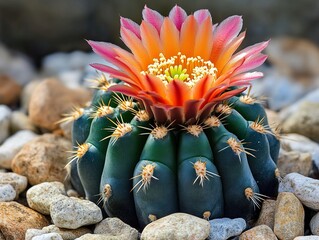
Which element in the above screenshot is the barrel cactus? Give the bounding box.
[67,5,281,229]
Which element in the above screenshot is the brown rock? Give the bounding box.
[274,192,305,240]
[11,133,72,185]
[277,149,312,177]
[240,225,277,240]
[0,201,49,240]
[255,199,276,230]
[265,109,281,132]
[29,78,91,131]
[0,75,22,105]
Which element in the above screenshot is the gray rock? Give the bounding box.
[310,212,319,235]
[32,233,63,240]
[27,182,66,215]
[75,234,123,240]
[25,229,46,240]
[0,184,16,201]
[208,218,246,240]
[0,172,27,197]
[0,105,11,144]
[94,217,138,240]
[279,173,319,210]
[141,212,210,240]
[50,196,103,229]
[0,130,38,169]
[294,237,319,240]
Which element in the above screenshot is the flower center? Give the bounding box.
[141,52,217,87]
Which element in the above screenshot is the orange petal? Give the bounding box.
[167,80,191,106]
[144,74,167,100]
[140,20,162,59]
[180,15,198,57]
[192,75,214,100]
[160,17,180,57]
[194,17,213,60]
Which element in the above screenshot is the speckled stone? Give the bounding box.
[255,199,276,230]
[310,212,319,235]
[208,218,246,240]
[141,213,210,240]
[274,192,304,240]
[75,234,124,240]
[32,233,63,240]
[294,236,319,240]
[0,105,11,144]
[0,172,28,198]
[239,225,277,240]
[0,184,16,201]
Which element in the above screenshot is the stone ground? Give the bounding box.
[1,37,319,239]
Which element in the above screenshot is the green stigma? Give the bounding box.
[164,65,189,82]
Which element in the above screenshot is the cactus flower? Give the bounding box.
[88,5,268,124]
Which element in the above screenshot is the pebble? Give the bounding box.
[274,192,304,240]
[279,173,319,210]
[75,234,123,240]
[239,225,277,240]
[50,196,103,229]
[11,133,72,185]
[26,225,91,240]
[282,102,319,142]
[277,149,312,176]
[0,172,28,197]
[255,199,276,230]
[310,212,319,235]
[141,213,210,240]
[0,129,38,169]
[28,78,91,131]
[0,183,16,201]
[27,181,66,215]
[0,75,22,105]
[0,105,11,144]
[294,237,319,240]
[208,218,246,240]
[32,233,63,240]
[0,201,49,240]
[94,217,139,240]
[10,110,37,133]
[280,133,319,169]
[20,80,41,113]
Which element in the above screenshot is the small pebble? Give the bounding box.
[75,233,122,240]
[66,189,80,198]
[274,192,304,240]
[279,172,319,210]
[0,184,16,201]
[32,233,63,240]
[310,212,319,235]
[27,181,66,215]
[0,172,28,197]
[10,110,37,133]
[50,196,103,229]
[239,225,277,240]
[0,105,11,144]
[294,236,319,240]
[255,199,276,230]
[208,218,246,240]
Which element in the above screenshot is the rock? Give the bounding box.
[279,173,319,210]
[0,129,38,169]
[274,192,304,240]
[255,199,276,230]
[0,75,22,105]
[208,218,246,240]
[277,149,312,176]
[50,196,103,229]
[282,102,319,142]
[0,105,11,144]
[32,233,63,240]
[59,119,72,140]
[0,172,28,198]
[294,237,319,240]
[28,78,91,131]
[27,181,66,215]
[20,80,41,113]
[0,232,5,240]
[239,225,277,240]
[310,212,319,235]
[0,201,49,240]
[10,110,37,133]
[11,133,72,185]
[265,109,281,132]
[26,225,91,240]
[141,212,210,240]
[94,217,138,240]
[75,234,124,240]
[0,183,16,201]
[280,133,319,169]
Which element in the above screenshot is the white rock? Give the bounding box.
[310,212,319,235]
[279,172,319,210]
[25,229,46,240]
[27,182,66,215]
[10,111,37,133]
[0,172,27,197]
[0,105,11,144]
[280,133,319,169]
[50,196,103,229]
[294,236,319,240]
[0,130,38,169]
[32,233,63,240]
[0,184,16,201]
[208,218,246,240]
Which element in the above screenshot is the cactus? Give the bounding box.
[67,5,281,229]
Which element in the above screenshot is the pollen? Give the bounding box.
[141,52,217,87]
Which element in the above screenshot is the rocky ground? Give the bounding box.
[1,37,319,240]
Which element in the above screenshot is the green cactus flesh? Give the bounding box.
[69,80,281,229]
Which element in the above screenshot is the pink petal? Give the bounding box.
[120,17,141,39]
[194,9,211,24]
[142,5,164,33]
[232,40,269,62]
[169,5,187,30]
[229,72,263,86]
[233,54,268,75]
